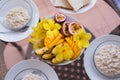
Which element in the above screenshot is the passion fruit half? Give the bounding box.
[68,22,82,35]
[55,13,66,23]
[61,21,71,36]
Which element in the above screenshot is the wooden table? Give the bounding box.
[0,0,120,80]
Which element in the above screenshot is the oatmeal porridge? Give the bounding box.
[95,44,120,77]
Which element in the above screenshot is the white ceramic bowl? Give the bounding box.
[94,40,120,78]
[36,15,85,65]
[0,0,32,31]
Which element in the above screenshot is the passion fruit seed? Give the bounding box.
[55,13,66,23]
[68,22,82,34]
[61,21,71,36]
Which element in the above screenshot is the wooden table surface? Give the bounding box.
[4,0,120,69]
[0,0,120,79]
[34,0,120,37]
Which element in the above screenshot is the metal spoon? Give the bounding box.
[32,70,42,76]
[32,70,48,80]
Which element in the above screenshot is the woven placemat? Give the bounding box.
[51,54,89,80]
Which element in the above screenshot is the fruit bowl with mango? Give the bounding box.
[29,13,92,65]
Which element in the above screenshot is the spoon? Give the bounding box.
[32,70,42,76]
[32,70,48,80]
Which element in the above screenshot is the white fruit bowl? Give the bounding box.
[30,13,91,65]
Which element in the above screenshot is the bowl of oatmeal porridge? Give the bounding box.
[94,41,120,78]
[0,0,32,31]
[5,59,59,80]
[5,7,31,30]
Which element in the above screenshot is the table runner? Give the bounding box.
[51,54,89,80]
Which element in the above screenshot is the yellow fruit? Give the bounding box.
[56,39,64,45]
[44,32,63,48]
[72,48,82,59]
[56,53,64,62]
[65,37,73,46]
[52,43,63,55]
[52,42,74,62]
[65,36,82,60]
[72,43,79,53]
[35,47,49,56]
[29,36,45,50]
[63,50,73,60]
[44,37,52,48]
[52,58,59,64]
[42,53,53,60]
[49,33,63,47]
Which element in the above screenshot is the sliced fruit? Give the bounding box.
[52,58,59,64]
[42,53,53,60]
[72,48,82,59]
[61,21,71,36]
[56,53,64,62]
[52,43,63,55]
[65,36,75,48]
[65,36,82,60]
[56,39,64,45]
[63,50,73,61]
[44,32,63,48]
[49,33,63,47]
[55,13,66,23]
[68,22,82,35]
[35,47,49,55]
